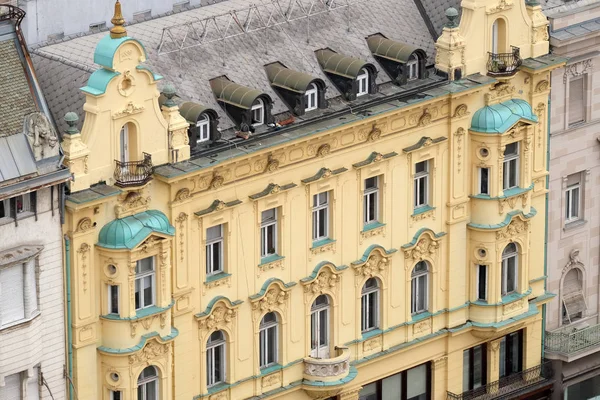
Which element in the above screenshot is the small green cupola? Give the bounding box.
[97,210,175,250]
[471,99,538,133]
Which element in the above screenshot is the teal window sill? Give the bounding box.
[101,301,175,321]
[259,254,284,266]
[205,272,231,283]
[472,300,491,306]
[207,382,230,395]
[411,311,431,322]
[470,184,534,200]
[362,221,385,232]
[501,292,522,303]
[260,363,283,375]
[361,328,382,340]
[412,205,435,216]
[311,238,335,249]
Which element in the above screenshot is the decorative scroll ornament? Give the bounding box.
[251,282,292,315]
[563,248,584,274]
[197,301,238,333]
[210,175,224,190]
[302,266,340,295]
[534,80,549,93]
[128,340,169,365]
[76,217,93,233]
[174,188,191,202]
[113,101,144,118]
[486,0,513,14]
[353,249,389,278]
[316,144,331,158]
[564,59,593,83]
[496,218,529,240]
[403,233,440,261]
[453,104,469,118]
[115,190,150,217]
[418,108,432,127]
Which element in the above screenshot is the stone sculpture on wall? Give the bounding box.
[23,112,59,160]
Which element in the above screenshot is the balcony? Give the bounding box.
[487,46,522,77]
[447,362,553,400]
[114,152,153,187]
[303,346,350,382]
[545,322,600,362]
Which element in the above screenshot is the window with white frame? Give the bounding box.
[305,83,318,112]
[503,142,519,190]
[310,294,330,358]
[196,114,210,143]
[357,68,369,97]
[259,312,279,368]
[568,75,585,127]
[414,160,429,209]
[501,243,518,296]
[137,366,158,400]
[562,268,587,324]
[110,391,123,400]
[565,173,582,223]
[363,176,379,225]
[206,330,226,387]
[411,261,429,314]
[206,225,224,276]
[135,257,155,310]
[0,253,38,329]
[478,167,490,195]
[361,278,379,333]
[108,285,119,315]
[251,98,264,126]
[260,208,278,258]
[477,265,487,301]
[1,367,40,399]
[407,54,419,80]
[312,192,329,242]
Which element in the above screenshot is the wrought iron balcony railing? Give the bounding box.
[545,322,600,358]
[447,362,553,400]
[114,152,153,187]
[487,46,522,77]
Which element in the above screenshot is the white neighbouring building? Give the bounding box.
[0,5,71,400]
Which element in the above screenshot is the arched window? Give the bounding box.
[196,114,210,143]
[206,330,226,387]
[357,68,369,97]
[259,312,278,368]
[305,83,318,112]
[361,278,379,333]
[562,268,586,324]
[119,124,130,163]
[411,261,429,314]
[137,366,158,400]
[407,54,419,81]
[251,98,264,126]
[491,18,507,54]
[501,243,518,296]
[310,294,330,358]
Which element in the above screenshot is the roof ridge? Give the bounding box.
[31,49,96,73]
[412,0,439,40]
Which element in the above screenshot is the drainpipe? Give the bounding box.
[64,234,74,400]
[542,95,551,360]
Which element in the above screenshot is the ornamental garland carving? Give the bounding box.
[497,193,527,214]
[486,0,513,14]
[353,249,389,278]
[77,243,91,292]
[403,234,440,262]
[113,101,145,119]
[251,283,291,316]
[363,336,382,351]
[175,212,188,262]
[262,372,281,388]
[138,236,161,253]
[302,266,340,296]
[496,218,529,240]
[128,340,170,365]
[564,59,593,83]
[197,302,238,334]
[414,319,431,334]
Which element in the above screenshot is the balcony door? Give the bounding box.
[120,124,129,163]
[310,295,330,358]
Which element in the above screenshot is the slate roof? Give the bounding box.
[0,35,37,137]
[414,0,461,38]
[542,0,600,15]
[31,0,436,134]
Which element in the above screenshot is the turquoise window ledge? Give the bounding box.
[362,221,385,232]
[412,205,435,216]
[260,364,283,375]
[311,238,335,249]
[101,301,175,321]
[259,254,285,266]
[205,272,231,283]
[361,328,382,340]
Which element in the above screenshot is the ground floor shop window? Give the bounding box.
[565,375,600,400]
[358,362,430,400]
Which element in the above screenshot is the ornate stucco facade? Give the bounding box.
[543,1,600,399]
[55,1,563,399]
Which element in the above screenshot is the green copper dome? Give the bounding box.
[471,99,538,133]
[97,210,175,250]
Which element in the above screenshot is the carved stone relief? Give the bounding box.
[24,112,59,161]
[496,218,529,240]
[128,340,170,365]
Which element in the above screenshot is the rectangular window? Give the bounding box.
[252,101,264,126]
[414,160,429,209]
[358,362,431,400]
[361,288,379,332]
[0,257,38,328]
[501,254,518,296]
[357,70,369,96]
[565,173,581,223]
[477,265,487,301]
[0,368,40,400]
[478,167,490,195]
[259,322,278,368]
[408,58,418,80]
[503,142,519,190]
[260,208,278,258]
[206,225,224,276]
[134,257,155,310]
[110,391,123,400]
[108,285,119,315]
[499,330,522,378]
[312,192,329,241]
[363,176,379,225]
[0,199,12,222]
[305,84,318,112]
[196,116,210,143]
[463,344,486,392]
[569,76,585,126]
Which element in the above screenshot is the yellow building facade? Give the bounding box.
[60,1,565,399]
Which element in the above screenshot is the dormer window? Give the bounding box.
[408,55,418,81]
[305,83,318,112]
[357,69,369,97]
[251,98,264,126]
[196,115,210,143]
